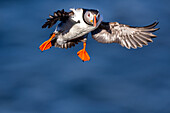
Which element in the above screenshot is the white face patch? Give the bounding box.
[84,11,94,25]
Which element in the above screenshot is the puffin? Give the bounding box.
[39,8,159,61]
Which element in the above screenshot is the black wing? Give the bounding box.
[42,9,74,28]
[91,21,159,49]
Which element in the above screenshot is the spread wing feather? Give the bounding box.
[91,21,159,49]
[42,9,74,28]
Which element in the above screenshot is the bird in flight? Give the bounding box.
[39,8,159,61]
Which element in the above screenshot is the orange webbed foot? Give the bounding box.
[39,34,55,51]
[77,42,90,62]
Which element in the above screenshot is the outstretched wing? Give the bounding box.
[42,9,74,28]
[91,21,159,49]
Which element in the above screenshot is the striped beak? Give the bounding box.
[93,14,97,27]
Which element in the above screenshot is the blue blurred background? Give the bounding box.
[0,0,170,113]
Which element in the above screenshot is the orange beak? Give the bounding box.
[93,15,96,27]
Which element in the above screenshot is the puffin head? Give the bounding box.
[83,9,100,27]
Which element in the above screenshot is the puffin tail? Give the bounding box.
[39,34,55,51]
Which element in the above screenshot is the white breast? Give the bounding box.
[56,8,103,41]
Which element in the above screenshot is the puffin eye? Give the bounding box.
[88,13,90,17]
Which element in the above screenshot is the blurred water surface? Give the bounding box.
[0,0,170,113]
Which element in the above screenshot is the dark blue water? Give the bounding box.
[0,0,170,113]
